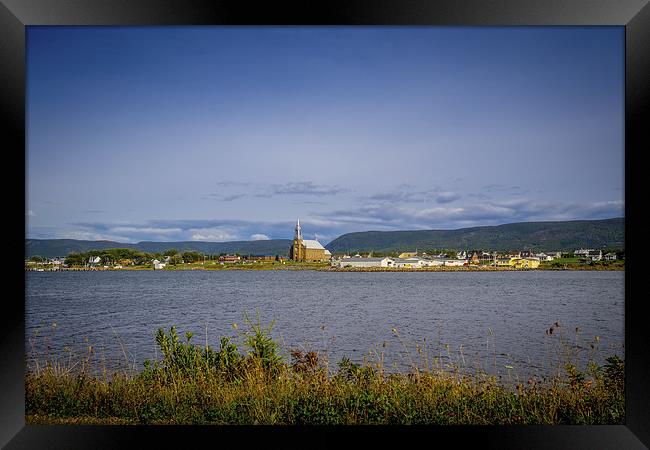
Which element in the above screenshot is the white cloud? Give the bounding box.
[190,228,238,242]
[271,181,348,196]
[315,198,625,232]
[110,226,183,234]
[250,233,270,241]
[56,230,135,243]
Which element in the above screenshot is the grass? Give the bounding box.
[152,261,328,271]
[539,259,624,270]
[26,313,625,425]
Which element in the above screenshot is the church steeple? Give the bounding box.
[294,218,302,240]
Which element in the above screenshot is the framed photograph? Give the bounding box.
[4,0,648,447]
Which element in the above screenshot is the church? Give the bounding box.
[289,219,332,262]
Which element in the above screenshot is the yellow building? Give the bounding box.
[398,252,417,258]
[289,219,332,262]
[509,257,540,269]
[495,258,513,267]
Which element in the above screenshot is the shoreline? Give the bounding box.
[26,264,625,272]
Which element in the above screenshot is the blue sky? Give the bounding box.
[26,26,624,244]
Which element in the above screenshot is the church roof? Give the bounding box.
[302,239,325,250]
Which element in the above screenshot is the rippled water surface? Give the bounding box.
[26,270,624,379]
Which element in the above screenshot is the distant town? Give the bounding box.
[25,220,624,272]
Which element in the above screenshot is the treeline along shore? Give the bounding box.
[25,262,624,272]
[26,258,624,272]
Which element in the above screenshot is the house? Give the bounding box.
[480,252,493,261]
[509,257,540,269]
[589,250,603,261]
[87,256,101,266]
[534,252,554,261]
[218,255,241,263]
[604,252,617,261]
[576,249,603,261]
[152,259,166,270]
[470,252,480,264]
[245,255,276,262]
[495,257,513,267]
[335,257,394,268]
[456,251,467,259]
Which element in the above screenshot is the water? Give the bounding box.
[26,270,624,380]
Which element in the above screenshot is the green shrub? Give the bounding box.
[603,355,624,389]
[241,311,284,377]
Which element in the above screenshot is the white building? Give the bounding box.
[392,257,425,268]
[575,249,602,261]
[152,259,166,270]
[535,252,554,261]
[87,256,101,266]
[335,257,394,268]
[420,257,446,267]
[444,259,467,266]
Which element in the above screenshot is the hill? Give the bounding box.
[25,239,293,258]
[25,218,625,258]
[325,218,624,253]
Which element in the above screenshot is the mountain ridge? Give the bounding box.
[26,218,624,258]
[324,217,624,253]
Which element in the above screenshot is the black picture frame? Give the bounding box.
[3,0,648,448]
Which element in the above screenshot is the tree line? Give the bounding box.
[62,248,233,267]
